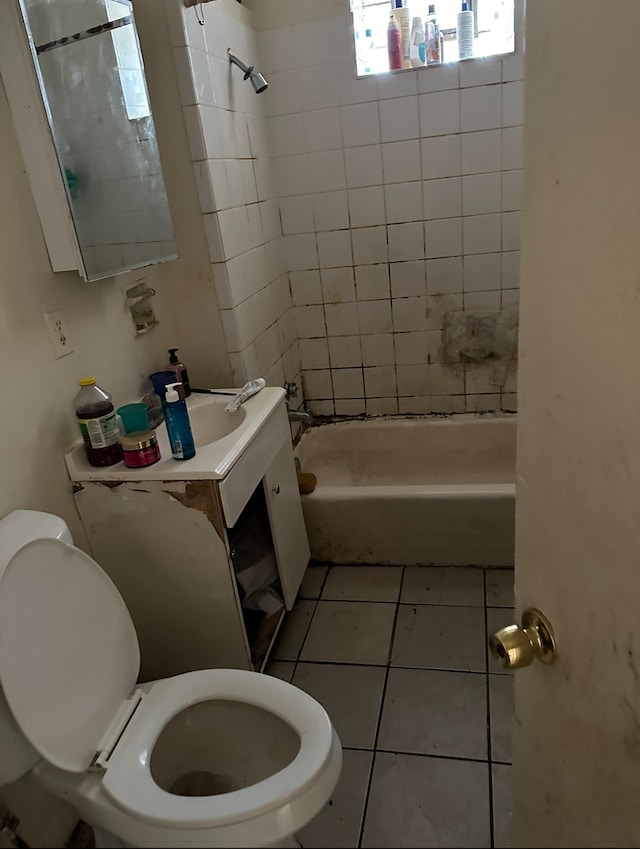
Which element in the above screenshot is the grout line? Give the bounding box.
[356,565,406,849]
[292,657,488,675]
[484,569,496,849]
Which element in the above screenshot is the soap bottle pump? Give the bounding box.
[166,348,191,397]
[163,382,196,460]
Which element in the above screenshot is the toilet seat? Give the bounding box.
[101,668,336,829]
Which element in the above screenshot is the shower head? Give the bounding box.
[227,50,269,94]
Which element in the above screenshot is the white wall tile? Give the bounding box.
[270,113,306,157]
[273,154,310,197]
[325,302,359,336]
[426,256,463,295]
[304,369,332,398]
[501,251,521,288]
[352,226,389,265]
[502,211,521,251]
[396,363,430,396]
[388,222,425,261]
[429,363,465,395]
[463,214,501,255]
[382,140,422,184]
[399,396,432,413]
[394,330,429,365]
[377,70,418,99]
[431,395,465,412]
[358,299,393,334]
[313,190,350,231]
[425,217,463,259]
[380,96,420,143]
[341,102,381,147]
[307,398,335,415]
[364,365,397,397]
[285,233,318,270]
[421,134,461,179]
[392,295,427,332]
[427,293,463,329]
[385,182,423,224]
[460,85,502,132]
[317,230,353,268]
[502,126,524,170]
[419,89,461,137]
[424,177,462,220]
[335,399,366,415]
[309,150,346,193]
[460,58,502,88]
[463,253,502,292]
[367,397,399,414]
[332,368,364,398]
[304,108,343,152]
[300,338,330,370]
[502,50,525,82]
[462,172,502,215]
[466,393,501,412]
[345,144,384,188]
[296,305,326,338]
[362,333,395,366]
[418,64,459,93]
[280,195,315,235]
[328,335,362,368]
[502,170,523,211]
[391,260,427,299]
[355,263,390,300]
[502,80,524,127]
[461,129,501,175]
[321,266,356,304]
[464,290,501,311]
[349,186,386,227]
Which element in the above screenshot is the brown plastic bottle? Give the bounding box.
[74,377,122,467]
[166,348,191,397]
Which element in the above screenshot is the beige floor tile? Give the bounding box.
[485,569,515,607]
[486,607,515,675]
[299,564,329,599]
[296,749,373,849]
[322,565,403,602]
[293,663,386,749]
[402,566,484,606]
[362,752,491,848]
[378,668,487,760]
[271,600,316,662]
[301,601,396,665]
[489,674,514,763]
[492,763,513,848]
[392,604,486,671]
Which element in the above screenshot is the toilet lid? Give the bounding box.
[0,538,140,773]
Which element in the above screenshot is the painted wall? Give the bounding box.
[252,0,525,416]
[165,0,302,402]
[0,1,231,837]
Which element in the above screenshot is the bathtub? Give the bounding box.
[296,415,516,567]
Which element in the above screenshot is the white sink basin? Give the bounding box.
[187,398,246,447]
[64,387,286,482]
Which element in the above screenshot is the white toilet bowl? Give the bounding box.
[0,511,342,848]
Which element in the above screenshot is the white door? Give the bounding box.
[507,2,640,845]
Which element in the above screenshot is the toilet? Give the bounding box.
[0,510,342,848]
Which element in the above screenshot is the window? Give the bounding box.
[351,0,515,76]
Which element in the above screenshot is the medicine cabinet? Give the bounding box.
[0,0,178,282]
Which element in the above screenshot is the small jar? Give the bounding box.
[120,430,161,469]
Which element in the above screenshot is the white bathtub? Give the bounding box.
[296,415,516,567]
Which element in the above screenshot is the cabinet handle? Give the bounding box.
[272,484,281,495]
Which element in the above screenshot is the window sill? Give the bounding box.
[356,49,516,81]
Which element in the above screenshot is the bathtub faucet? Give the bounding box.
[287,406,313,427]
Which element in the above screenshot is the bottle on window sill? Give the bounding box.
[410,16,426,67]
[387,14,402,71]
[425,3,442,65]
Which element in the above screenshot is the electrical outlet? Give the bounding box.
[45,310,74,358]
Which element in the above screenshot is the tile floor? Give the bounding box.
[267,564,515,849]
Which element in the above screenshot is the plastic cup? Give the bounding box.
[149,370,176,400]
[117,403,149,434]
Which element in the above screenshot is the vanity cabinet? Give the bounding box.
[68,399,310,683]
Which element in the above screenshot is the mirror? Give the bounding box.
[15,0,178,281]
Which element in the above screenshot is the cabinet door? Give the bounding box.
[263,440,311,609]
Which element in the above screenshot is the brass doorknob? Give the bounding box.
[489,608,558,670]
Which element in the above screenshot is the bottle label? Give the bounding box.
[78,411,120,449]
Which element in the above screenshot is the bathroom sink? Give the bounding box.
[187,397,246,447]
[64,387,287,482]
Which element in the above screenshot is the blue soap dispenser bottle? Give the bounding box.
[163,382,196,460]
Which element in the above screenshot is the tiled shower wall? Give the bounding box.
[165,0,301,395]
[257,0,525,416]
